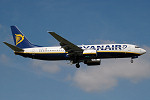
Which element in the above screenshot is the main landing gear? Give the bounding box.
[76,63,80,68]
[70,60,80,68]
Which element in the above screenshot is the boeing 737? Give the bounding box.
[3,26,146,68]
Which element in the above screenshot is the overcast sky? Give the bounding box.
[1,0,150,100]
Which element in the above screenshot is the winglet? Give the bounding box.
[3,42,24,51]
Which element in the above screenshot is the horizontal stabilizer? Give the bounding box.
[3,42,24,51]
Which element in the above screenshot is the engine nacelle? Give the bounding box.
[84,59,101,66]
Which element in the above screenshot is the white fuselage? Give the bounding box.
[23,44,146,54]
[15,44,146,60]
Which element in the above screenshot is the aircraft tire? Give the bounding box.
[76,63,80,68]
[131,59,133,63]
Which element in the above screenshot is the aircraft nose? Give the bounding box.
[141,49,146,54]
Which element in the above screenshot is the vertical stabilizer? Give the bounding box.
[11,26,35,48]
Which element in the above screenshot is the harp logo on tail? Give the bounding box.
[15,34,24,45]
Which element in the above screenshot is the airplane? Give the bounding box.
[3,26,146,68]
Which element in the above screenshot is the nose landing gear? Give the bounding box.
[131,56,138,63]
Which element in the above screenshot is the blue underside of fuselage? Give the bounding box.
[15,52,140,61]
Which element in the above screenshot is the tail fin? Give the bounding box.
[11,26,35,48]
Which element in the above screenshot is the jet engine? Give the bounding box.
[84,59,101,66]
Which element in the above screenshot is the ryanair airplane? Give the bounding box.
[3,26,146,68]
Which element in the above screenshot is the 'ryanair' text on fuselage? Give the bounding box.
[80,45,128,51]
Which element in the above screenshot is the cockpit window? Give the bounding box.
[135,45,140,48]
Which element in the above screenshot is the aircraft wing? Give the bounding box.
[48,32,83,56]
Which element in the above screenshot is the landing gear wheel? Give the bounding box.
[131,59,133,63]
[76,63,80,68]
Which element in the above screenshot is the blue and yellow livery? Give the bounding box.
[3,26,146,68]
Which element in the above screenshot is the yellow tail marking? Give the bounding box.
[15,34,24,45]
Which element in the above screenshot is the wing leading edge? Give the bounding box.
[48,32,83,57]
